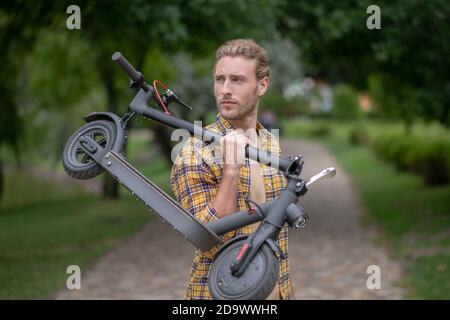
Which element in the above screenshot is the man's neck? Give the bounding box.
[227,107,259,133]
[229,117,257,132]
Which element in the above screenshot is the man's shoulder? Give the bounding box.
[258,127,282,154]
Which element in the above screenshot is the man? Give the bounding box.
[170,39,295,300]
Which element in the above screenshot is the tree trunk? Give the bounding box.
[97,47,151,199]
[151,123,174,164]
[146,98,210,165]
[100,64,120,200]
[102,172,119,199]
[135,44,173,165]
[403,102,413,135]
[0,156,3,204]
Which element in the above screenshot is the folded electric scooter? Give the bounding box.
[62,52,336,300]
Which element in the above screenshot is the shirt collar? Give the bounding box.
[210,113,271,151]
[212,113,265,136]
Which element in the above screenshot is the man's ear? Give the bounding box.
[258,76,269,97]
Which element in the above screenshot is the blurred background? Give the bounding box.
[0,0,449,299]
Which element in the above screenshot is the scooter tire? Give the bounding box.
[62,120,117,180]
[209,240,279,300]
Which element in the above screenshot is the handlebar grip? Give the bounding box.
[245,144,291,171]
[112,51,142,82]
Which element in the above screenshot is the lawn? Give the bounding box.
[0,132,172,299]
[282,118,450,299]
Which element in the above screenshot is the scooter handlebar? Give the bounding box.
[112,52,152,92]
[112,52,141,81]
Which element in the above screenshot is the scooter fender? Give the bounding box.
[213,235,284,261]
[83,111,127,155]
[214,235,249,260]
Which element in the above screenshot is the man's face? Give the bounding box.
[214,56,268,121]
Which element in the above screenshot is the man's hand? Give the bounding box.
[210,130,250,218]
[219,130,250,177]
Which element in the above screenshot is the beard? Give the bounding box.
[217,88,259,121]
[219,101,257,121]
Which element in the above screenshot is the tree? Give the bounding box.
[277,0,450,127]
[0,0,284,201]
[0,0,62,202]
[332,84,361,119]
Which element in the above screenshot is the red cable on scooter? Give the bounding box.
[153,80,171,115]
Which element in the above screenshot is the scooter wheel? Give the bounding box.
[209,240,279,300]
[62,120,117,180]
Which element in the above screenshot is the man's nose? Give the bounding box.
[221,79,232,95]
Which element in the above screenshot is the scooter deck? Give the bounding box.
[79,137,223,251]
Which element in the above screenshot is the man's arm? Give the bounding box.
[170,152,223,225]
[171,132,248,223]
[212,130,249,217]
[212,170,239,218]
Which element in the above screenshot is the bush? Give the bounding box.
[261,93,313,118]
[309,124,331,137]
[260,94,290,118]
[349,127,370,146]
[332,84,361,119]
[404,140,450,185]
[375,134,415,170]
[373,134,450,185]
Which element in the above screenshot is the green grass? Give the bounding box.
[0,169,153,299]
[0,195,149,299]
[405,255,450,299]
[1,168,84,210]
[282,118,450,299]
[123,132,174,197]
[0,133,173,299]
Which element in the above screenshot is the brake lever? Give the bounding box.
[161,89,193,111]
[172,92,193,111]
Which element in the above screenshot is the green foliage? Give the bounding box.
[288,95,314,117]
[332,84,361,119]
[260,93,310,118]
[16,30,104,164]
[181,0,280,55]
[166,52,215,122]
[308,124,331,137]
[260,94,287,116]
[349,127,370,146]
[25,30,97,112]
[367,74,399,117]
[0,1,60,153]
[283,118,450,298]
[0,190,148,298]
[1,168,84,210]
[374,133,450,185]
[278,0,450,126]
[263,37,303,93]
[368,74,422,127]
[281,118,334,139]
[406,255,450,299]
[0,143,170,298]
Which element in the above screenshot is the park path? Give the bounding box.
[54,138,405,299]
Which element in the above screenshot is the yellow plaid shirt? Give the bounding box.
[170,114,292,300]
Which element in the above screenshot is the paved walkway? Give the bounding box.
[55,138,405,299]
